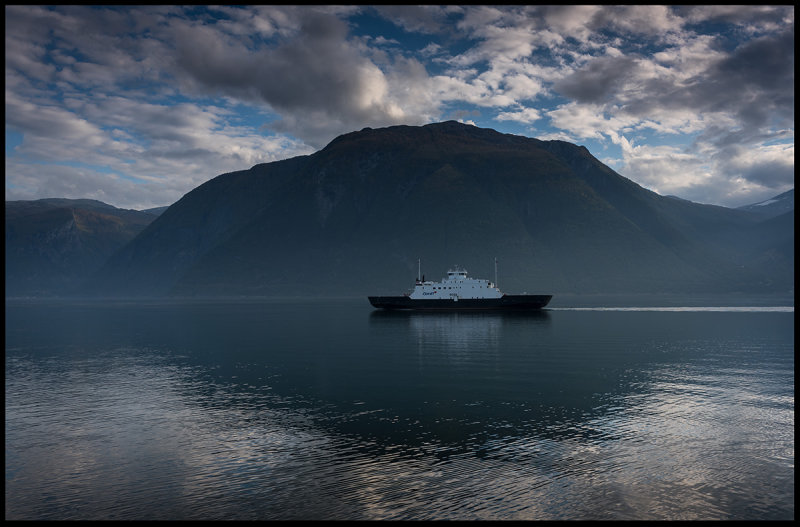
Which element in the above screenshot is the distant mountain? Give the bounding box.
[737,189,794,219]
[85,121,793,299]
[5,199,162,296]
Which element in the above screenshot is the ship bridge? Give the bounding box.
[446,268,468,280]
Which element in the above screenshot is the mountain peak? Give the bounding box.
[319,121,550,164]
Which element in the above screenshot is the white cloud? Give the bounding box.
[615,133,794,207]
[618,141,710,195]
[536,5,603,43]
[601,5,684,36]
[495,108,542,124]
[547,103,638,142]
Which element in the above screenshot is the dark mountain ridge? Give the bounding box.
[84,121,793,299]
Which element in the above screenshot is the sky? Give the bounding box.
[4,5,795,210]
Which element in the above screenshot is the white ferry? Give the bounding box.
[368,261,551,311]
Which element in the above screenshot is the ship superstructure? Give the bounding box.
[408,267,502,300]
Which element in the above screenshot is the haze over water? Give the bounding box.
[5,298,794,520]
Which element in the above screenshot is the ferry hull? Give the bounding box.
[368,294,552,311]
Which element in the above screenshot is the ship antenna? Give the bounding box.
[418,258,421,282]
[495,257,498,288]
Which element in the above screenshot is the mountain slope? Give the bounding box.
[89,121,793,298]
[5,199,162,296]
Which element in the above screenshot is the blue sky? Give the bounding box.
[5,5,794,209]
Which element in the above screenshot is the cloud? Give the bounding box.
[594,5,684,37]
[495,108,542,124]
[700,28,794,129]
[678,5,794,29]
[547,103,638,142]
[169,7,432,147]
[552,55,642,104]
[371,5,452,35]
[616,141,713,198]
[716,143,795,190]
[531,5,603,43]
[613,128,794,207]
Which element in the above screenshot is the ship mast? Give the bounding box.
[494,257,498,288]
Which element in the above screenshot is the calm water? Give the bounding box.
[5,299,794,520]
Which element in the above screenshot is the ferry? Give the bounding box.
[368,260,552,311]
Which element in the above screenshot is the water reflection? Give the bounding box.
[368,308,550,327]
[369,309,550,359]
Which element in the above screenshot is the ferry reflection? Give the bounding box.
[369,309,551,358]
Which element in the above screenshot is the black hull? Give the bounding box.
[368,294,552,311]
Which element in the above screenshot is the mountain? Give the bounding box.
[5,199,163,296]
[142,205,170,216]
[737,189,794,219]
[85,121,793,299]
